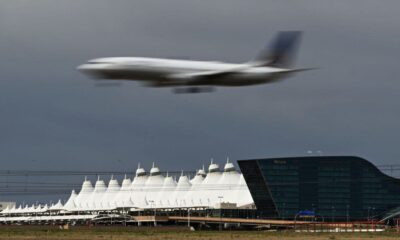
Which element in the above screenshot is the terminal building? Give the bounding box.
[1,155,400,225]
[238,156,400,221]
[0,161,255,223]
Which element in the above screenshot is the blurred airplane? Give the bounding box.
[78,31,312,93]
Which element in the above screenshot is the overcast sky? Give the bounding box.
[1,0,400,181]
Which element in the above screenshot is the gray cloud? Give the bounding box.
[1,0,400,202]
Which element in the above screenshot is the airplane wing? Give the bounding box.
[166,65,313,86]
[169,65,248,79]
[168,71,226,82]
[166,64,260,85]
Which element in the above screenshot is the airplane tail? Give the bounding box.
[251,31,302,68]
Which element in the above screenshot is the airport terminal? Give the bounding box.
[1,156,400,230]
[238,156,400,221]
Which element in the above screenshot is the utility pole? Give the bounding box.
[218,196,223,231]
[154,202,157,227]
[149,200,156,227]
[187,208,190,228]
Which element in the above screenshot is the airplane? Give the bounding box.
[78,31,312,93]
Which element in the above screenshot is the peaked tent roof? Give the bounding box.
[99,177,120,210]
[198,162,222,207]
[186,168,206,206]
[4,161,255,214]
[74,178,94,211]
[1,206,10,214]
[131,167,148,209]
[49,200,64,211]
[114,177,133,208]
[235,174,254,207]
[63,190,77,211]
[143,164,165,207]
[170,175,191,208]
[88,178,107,211]
[156,176,177,208]
[216,161,242,205]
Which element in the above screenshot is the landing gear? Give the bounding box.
[173,87,215,94]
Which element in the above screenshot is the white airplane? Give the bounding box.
[78,31,311,93]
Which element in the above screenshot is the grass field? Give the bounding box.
[0,226,399,240]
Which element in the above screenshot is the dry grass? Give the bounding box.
[0,225,399,240]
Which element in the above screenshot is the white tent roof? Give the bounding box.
[215,161,241,206]
[1,206,10,215]
[27,204,36,213]
[4,161,255,215]
[99,177,120,210]
[41,204,49,212]
[186,168,206,206]
[74,178,94,211]
[20,205,29,214]
[33,204,43,213]
[190,169,206,185]
[10,206,17,214]
[49,200,64,211]
[114,177,133,208]
[235,174,254,207]
[143,164,165,207]
[15,205,22,214]
[190,168,206,184]
[63,190,77,211]
[156,175,177,208]
[198,162,222,207]
[131,167,148,208]
[7,206,16,214]
[170,174,191,208]
[87,178,107,211]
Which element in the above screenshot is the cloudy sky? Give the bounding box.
[1,0,400,181]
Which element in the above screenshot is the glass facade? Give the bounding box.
[238,156,400,221]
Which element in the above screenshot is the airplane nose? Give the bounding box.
[77,64,90,72]
[77,63,100,75]
[77,63,112,79]
[77,64,102,78]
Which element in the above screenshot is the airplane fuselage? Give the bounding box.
[78,57,289,87]
[78,31,307,91]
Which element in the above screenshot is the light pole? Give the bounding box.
[187,208,191,228]
[218,196,223,231]
[153,202,157,227]
[123,206,127,227]
[369,207,375,224]
[149,200,156,227]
